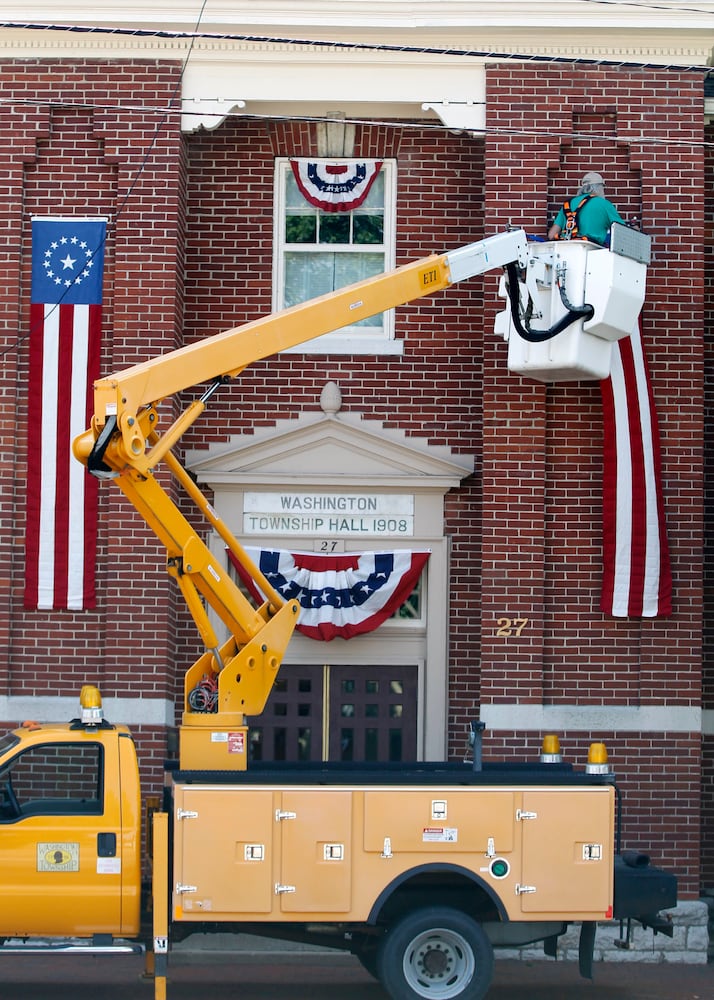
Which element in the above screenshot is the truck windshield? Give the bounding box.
[0,733,20,759]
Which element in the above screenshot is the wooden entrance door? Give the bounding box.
[248,664,418,763]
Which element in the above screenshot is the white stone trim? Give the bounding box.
[481,703,702,734]
[0,696,174,727]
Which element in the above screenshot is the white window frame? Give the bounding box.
[272,157,401,356]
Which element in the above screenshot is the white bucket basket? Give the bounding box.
[495,226,650,382]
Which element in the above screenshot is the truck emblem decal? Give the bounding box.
[36,842,79,872]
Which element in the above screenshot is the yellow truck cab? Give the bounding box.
[0,704,142,943]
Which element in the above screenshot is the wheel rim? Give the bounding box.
[402,926,476,998]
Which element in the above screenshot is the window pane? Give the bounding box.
[298,728,311,761]
[361,172,384,208]
[319,213,350,244]
[365,704,379,718]
[341,728,354,761]
[285,170,307,208]
[273,728,286,760]
[365,729,378,761]
[389,729,403,762]
[2,743,103,818]
[284,252,336,306]
[249,729,263,762]
[365,680,379,694]
[353,215,383,244]
[334,252,383,287]
[392,575,422,620]
[286,215,316,243]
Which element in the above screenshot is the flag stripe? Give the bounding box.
[53,303,75,608]
[599,324,671,617]
[24,302,47,608]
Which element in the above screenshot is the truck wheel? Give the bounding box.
[377,907,493,1000]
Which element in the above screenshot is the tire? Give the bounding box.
[376,907,494,1000]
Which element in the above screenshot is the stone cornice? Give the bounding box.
[1,1,713,33]
[1,9,710,133]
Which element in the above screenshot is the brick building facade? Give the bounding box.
[0,2,712,946]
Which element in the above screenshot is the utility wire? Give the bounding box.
[1,1,210,362]
[0,98,712,152]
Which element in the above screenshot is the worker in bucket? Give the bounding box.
[547,170,626,246]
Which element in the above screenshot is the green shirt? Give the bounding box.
[553,194,625,246]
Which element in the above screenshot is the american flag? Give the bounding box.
[230,548,429,641]
[24,217,106,611]
[599,325,672,617]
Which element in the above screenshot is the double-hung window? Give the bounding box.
[273,157,399,354]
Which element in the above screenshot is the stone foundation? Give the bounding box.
[496,902,710,965]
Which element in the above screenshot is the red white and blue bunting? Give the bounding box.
[290,160,383,213]
[229,548,429,641]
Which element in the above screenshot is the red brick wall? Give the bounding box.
[0,56,708,902]
[703,111,714,891]
[482,63,704,897]
[0,59,187,795]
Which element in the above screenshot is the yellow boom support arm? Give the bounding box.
[73,231,528,767]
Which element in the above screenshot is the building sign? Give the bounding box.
[243,492,414,537]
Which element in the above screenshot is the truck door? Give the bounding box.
[518,787,614,916]
[173,786,276,918]
[278,789,353,913]
[0,738,122,936]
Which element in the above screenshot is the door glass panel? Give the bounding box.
[329,665,417,762]
[247,665,324,763]
[250,664,418,763]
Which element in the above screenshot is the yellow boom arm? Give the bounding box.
[72,231,528,761]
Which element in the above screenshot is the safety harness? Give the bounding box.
[558,193,594,240]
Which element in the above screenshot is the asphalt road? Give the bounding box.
[0,950,712,1000]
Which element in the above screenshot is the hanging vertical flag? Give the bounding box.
[229,548,429,641]
[599,323,672,617]
[24,216,107,611]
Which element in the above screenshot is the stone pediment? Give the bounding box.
[186,384,474,491]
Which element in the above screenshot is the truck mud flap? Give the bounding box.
[612,853,677,930]
[578,921,596,979]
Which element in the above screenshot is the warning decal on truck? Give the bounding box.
[422,827,458,843]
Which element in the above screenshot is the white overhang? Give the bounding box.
[0,3,711,133]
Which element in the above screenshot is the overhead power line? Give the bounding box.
[0,20,712,75]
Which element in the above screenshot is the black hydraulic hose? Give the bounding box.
[504,261,595,343]
[87,414,119,479]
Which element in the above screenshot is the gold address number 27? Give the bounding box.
[495,617,530,637]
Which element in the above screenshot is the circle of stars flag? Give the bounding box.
[24,216,107,611]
